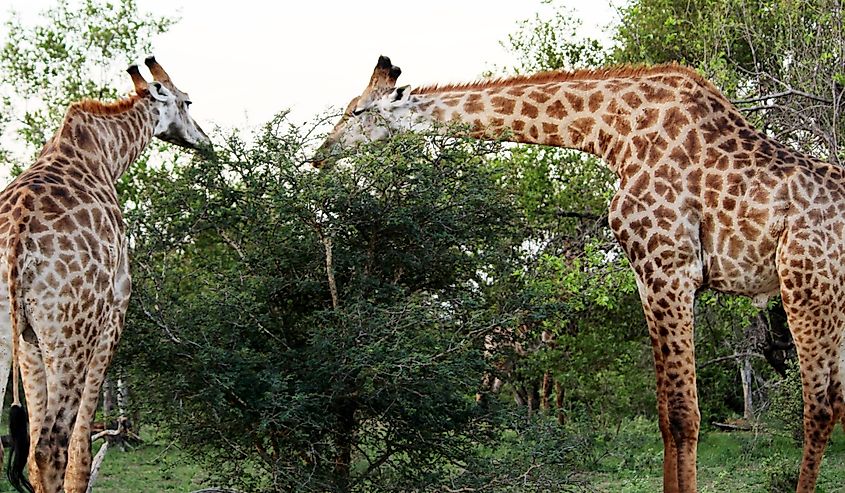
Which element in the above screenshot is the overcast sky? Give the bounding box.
[4,0,622,134]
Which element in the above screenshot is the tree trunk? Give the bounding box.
[540,371,553,411]
[117,378,128,416]
[102,378,114,423]
[333,400,356,492]
[555,380,565,425]
[741,355,754,421]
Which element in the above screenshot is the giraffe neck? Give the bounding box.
[405,68,718,172]
[48,96,156,183]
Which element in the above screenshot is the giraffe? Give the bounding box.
[312,55,845,493]
[0,56,209,493]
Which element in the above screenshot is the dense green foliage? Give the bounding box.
[121,120,582,491]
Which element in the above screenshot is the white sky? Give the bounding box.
[2,0,622,134]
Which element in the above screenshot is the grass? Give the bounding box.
[589,419,845,493]
[0,419,844,491]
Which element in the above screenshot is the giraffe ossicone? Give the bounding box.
[0,56,209,493]
[314,55,845,493]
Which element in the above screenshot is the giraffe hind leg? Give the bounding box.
[17,331,45,493]
[65,315,123,493]
[30,350,84,493]
[780,288,845,492]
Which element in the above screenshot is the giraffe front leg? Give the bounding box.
[652,344,679,493]
[638,279,700,493]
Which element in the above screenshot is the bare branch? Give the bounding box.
[85,441,109,493]
[732,88,832,105]
[699,352,766,369]
[217,228,246,261]
[323,235,339,309]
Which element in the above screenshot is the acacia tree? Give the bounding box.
[119,117,594,492]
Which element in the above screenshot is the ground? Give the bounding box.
[0,423,843,491]
[592,422,845,493]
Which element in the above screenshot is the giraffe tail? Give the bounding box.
[6,232,33,493]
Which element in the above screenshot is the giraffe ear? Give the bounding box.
[389,85,411,107]
[148,81,170,102]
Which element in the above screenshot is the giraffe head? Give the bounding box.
[311,55,410,168]
[127,56,211,150]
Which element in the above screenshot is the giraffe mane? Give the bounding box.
[69,93,146,116]
[411,63,721,96]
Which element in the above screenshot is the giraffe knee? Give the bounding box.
[804,400,836,439]
[668,400,700,442]
[33,441,54,477]
[669,413,699,442]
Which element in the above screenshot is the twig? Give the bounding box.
[699,352,766,369]
[732,88,832,105]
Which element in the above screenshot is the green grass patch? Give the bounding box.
[589,421,845,493]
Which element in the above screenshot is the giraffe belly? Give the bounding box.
[703,248,781,300]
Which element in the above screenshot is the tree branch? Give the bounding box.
[699,352,766,369]
[554,210,606,222]
[733,88,832,105]
[85,441,108,493]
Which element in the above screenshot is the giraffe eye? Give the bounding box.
[351,108,366,117]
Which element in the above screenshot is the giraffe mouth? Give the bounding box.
[158,124,213,154]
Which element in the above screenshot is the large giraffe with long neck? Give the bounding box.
[0,57,209,493]
[313,56,845,493]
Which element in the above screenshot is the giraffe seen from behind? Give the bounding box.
[0,56,210,493]
[313,55,845,493]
